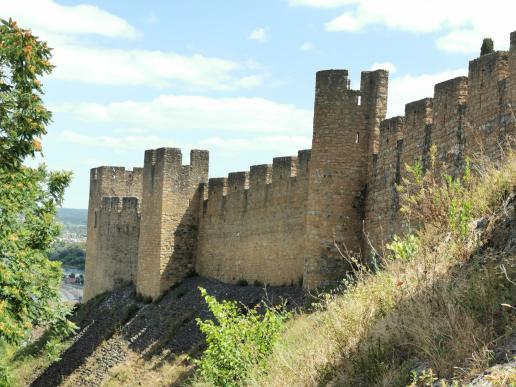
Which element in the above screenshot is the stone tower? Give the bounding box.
[136,148,208,300]
[83,166,143,301]
[303,69,388,288]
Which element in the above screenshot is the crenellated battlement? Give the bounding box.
[84,30,516,299]
[196,149,311,285]
[201,150,311,220]
[89,166,143,197]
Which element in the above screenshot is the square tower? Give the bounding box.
[303,69,388,288]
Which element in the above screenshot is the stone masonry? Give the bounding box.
[83,31,516,301]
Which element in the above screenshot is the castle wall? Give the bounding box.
[84,30,516,297]
[86,197,140,297]
[508,33,516,148]
[401,98,433,175]
[303,69,388,288]
[136,148,209,299]
[84,166,143,301]
[363,32,516,256]
[195,150,310,286]
[432,77,468,175]
[465,51,510,159]
[363,117,405,253]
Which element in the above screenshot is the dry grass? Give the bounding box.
[103,348,196,387]
[244,151,516,387]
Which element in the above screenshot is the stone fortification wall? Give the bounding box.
[136,148,209,299]
[195,150,310,286]
[363,34,516,254]
[84,30,516,298]
[88,197,140,297]
[83,166,143,301]
[363,117,405,252]
[303,69,388,288]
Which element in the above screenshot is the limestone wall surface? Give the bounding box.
[83,167,143,301]
[303,69,388,288]
[195,150,310,286]
[136,148,209,299]
[90,197,140,296]
[363,36,516,254]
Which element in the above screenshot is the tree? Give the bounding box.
[0,18,74,344]
[480,38,494,56]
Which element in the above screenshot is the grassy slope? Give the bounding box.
[243,154,516,386]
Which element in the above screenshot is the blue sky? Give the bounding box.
[2,0,515,208]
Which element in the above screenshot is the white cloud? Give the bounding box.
[3,0,262,90]
[54,95,313,134]
[325,12,364,32]
[293,0,514,53]
[1,0,138,39]
[50,45,261,90]
[371,62,396,74]
[300,42,314,51]
[61,131,311,158]
[249,27,267,42]
[61,131,176,153]
[387,68,467,117]
[200,136,311,153]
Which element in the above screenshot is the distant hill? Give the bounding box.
[57,208,87,226]
[56,208,88,241]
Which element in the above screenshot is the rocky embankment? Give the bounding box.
[29,277,305,386]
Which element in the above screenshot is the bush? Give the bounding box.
[399,147,474,240]
[0,361,13,387]
[43,338,62,363]
[195,287,289,386]
[480,38,494,56]
[386,234,419,262]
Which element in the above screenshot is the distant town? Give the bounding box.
[54,208,87,303]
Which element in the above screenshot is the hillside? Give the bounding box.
[3,154,515,387]
[49,208,87,269]
[56,208,87,227]
[56,208,87,241]
[10,278,305,387]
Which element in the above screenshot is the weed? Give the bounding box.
[386,234,419,262]
[194,287,289,386]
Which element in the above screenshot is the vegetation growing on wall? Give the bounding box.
[480,37,495,56]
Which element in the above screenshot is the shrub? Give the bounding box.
[480,38,494,56]
[0,360,13,387]
[195,287,289,386]
[386,234,419,262]
[399,147,474,240]
[43,338,62,363]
